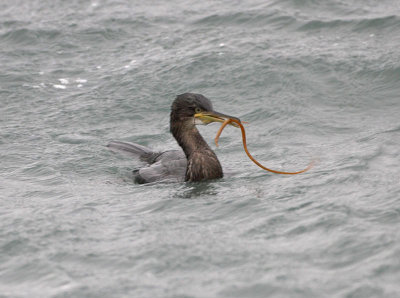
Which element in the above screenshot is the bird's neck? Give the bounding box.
[171,122,209,156]
[170,121,223,181]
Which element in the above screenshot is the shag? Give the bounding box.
[107,93,240,183]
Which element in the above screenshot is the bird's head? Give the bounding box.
[170,93,240,129]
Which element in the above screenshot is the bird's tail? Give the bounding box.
[107,140,157,162]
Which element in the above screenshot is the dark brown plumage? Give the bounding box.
[170,93,223,181]
[108,93,239,183]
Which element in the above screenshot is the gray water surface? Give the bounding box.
[1,0,400,297]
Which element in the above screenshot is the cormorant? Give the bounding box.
[107,93,240,183]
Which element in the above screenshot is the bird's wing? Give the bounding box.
[107,141,159,163]
[136,150,187,183]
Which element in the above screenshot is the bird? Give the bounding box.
[107,93,240,183]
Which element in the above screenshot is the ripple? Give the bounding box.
[298,15,400,32]
[56,134,95,144]
[0,28,61,45]
[193,10,297,28]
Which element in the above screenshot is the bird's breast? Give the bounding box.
[185,151,223,182]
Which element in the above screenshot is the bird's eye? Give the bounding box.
[195,107,202,114]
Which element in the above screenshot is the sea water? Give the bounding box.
[1,1,400,297]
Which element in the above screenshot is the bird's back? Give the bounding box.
[135,150,187,183]
[107,141,187,183]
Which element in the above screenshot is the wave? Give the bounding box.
[0,26,132,46]
[0,28,61,45]
[299,15,400,32]
[192,10,298,29]
[190,7,400,39]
